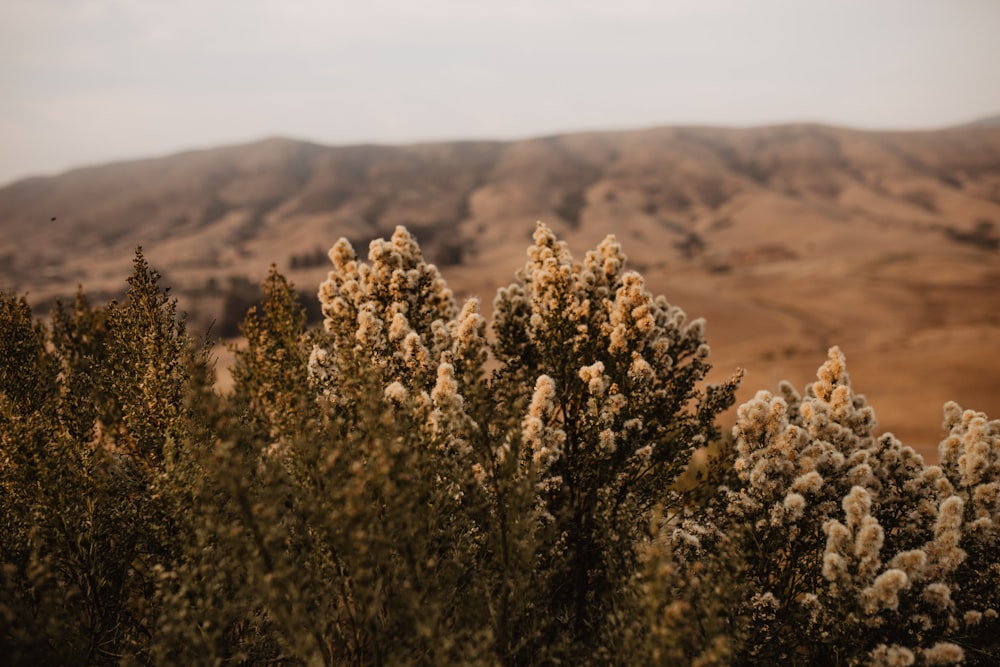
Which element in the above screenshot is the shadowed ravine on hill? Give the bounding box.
[2,122,999,458]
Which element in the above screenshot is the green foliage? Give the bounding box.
[1,227,996,667]
[229,264,315,444]
[0,293,58,416]
[1,250,214,665]
[50,288,110,442]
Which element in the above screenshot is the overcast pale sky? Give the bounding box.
[1,0,998,185]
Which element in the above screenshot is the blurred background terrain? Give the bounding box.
[4,0,1000,459]
[2,120,998,458]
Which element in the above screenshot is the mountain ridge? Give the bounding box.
[10,114,995,188]
[2,122,999,457]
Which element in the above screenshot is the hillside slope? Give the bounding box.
[2,123,999,456]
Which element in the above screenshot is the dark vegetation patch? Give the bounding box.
[216,275,322,338]
[289,247,328,270]
[674,232,705,259]
[902,188,939,213]
[554,189,587,228]
[945,219,999,251]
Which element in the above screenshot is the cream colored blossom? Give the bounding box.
[401,331,430,370]
[862,569,909,614]
[829,384,853,421]
[624,417,643,432]
[964,610,982,626]
[973,482,998,511]
[607,323,629,355]
[783,492,806,520]
[847,462,875,488]
[887,549,927,578]
[471,462,488,487]
[869,644,915,667]
[388,311,411,342]
[926,495,967,574]
[843,486,872,531]
[598,429,616,454]
[957,414,993,487]
[579,361,609,395]
[921,642,964,665]
[524,375,564,467]
[921,582,953,612]
[431,362,460,407]
[791,470,824,495]
[855,515,885,577]
[355,303,383,346]
[452,298,484,346]
[633,444,653,461]
[942,401,964,431]
[813,346,850,402]
[527,374,556,419]
[628,353,654,383]
[384,381,408,403]
[822,551,848,583]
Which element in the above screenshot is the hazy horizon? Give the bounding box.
[2,0,999,186]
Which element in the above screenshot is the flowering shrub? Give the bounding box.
[489,224,742,658]
[641,347,1000,665]
[1,227,996,666]
[298,222,740,661]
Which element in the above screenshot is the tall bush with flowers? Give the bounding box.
[0,224,996,666]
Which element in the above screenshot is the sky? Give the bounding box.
[1,0,999,185]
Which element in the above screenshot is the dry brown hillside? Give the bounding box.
[2,123,999,458]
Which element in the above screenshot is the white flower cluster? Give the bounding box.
[652,346,1000,664]
[309,226,498,515]
[311,226,470,404]
[523,375,564,469]
[495,222,734,483]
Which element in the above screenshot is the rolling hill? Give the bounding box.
[2,122,999,457]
